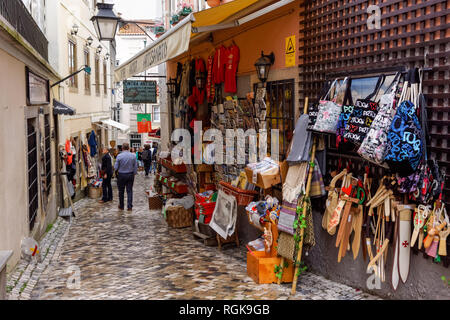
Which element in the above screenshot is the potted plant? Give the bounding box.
[178,3,193,17]
[170,14,180,26]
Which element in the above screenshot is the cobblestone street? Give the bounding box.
[7,173,381,300]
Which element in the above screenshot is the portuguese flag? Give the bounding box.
[137,113,152,133]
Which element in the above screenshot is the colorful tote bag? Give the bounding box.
[335,78,354,151]
[384,100,424,177]
[344,75,385,145]
[357,73,401,166]
[312,78,344,134]
[307,81,334,130]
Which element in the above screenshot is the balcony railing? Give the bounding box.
[0,0,48,61]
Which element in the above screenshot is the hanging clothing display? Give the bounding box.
[286,114,311,164]
[88,130,97,157]
[213,45,227,85]
[224,44,240,93]
[206,55,215,103]
[65,139,73,165]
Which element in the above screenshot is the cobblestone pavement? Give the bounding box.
[7,172,382,300]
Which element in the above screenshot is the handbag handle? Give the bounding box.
[342,78,353,106]
[333,77,349,104]
[322,79,338,101]
[365,74,386,101]
[385,72,402,96]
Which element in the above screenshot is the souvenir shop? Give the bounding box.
[130,0,449,299]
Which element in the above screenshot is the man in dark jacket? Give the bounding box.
[142,144,152,177]
[99,147,113,203]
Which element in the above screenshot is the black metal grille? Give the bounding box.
[0,0,48,61]
[299,0,450,205]
[27,118,38,230]
[44,115,51,194]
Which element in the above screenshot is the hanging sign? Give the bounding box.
[285,35,296,68]
[123,80,157,104]
[26,67,50,105]
[114,21,192,82]
[137,113,152,133]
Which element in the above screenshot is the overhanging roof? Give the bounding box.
[102,119,129,133]
[53,99,76,115]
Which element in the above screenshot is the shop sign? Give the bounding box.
[123,80,157,104]
[26,67,50,105]
[285,35,296,68]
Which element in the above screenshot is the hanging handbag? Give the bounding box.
[312,78,347,134]
[384,69,424,176]
[335,78,355,151]
[344,75,386,145]
[307,80,333,130]
[357,72,401,166]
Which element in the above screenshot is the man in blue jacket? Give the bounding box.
[114,142,137,211]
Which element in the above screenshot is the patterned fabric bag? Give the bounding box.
[344,75,385,145]
[307,81,333,130]
[357,73,401,166]
[312,78,345,134]
[384,100,424,176]
[335,78,354,151]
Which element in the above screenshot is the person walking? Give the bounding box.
[99,147,113,203]
[137,147,144,170]
[151,142,158,174]
[142,144,152,177]
[114,142,137,211]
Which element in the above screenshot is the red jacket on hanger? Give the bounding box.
[213,45,227,85]
[224,44,240,93]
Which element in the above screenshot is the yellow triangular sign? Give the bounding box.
[286,37,295,54]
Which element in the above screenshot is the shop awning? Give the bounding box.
[114,0,272,82]
[101,119,130,133]
[53,99,76,115]
[114,14,195,82]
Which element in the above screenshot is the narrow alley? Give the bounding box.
[7,173,380,300]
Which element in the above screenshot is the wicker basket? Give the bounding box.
[88,186,102,199]
[219,181,258,206]
[165,206,193,228]
[148,195,163,210]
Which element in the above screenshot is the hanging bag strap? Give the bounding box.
[365,74,386,101]
[322,79,338,101]
[342,78,353,106]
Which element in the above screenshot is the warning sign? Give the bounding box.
[285,35,296,67]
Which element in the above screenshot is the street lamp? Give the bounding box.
[105,53,110,60]
[86,36,93,46]
[97,45,102,54]
[90,3,120,41]
[254,51,275,83]
[71,24,79,36]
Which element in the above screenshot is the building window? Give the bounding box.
[95,56,100,95]
[153,106,160,122]
[44,115,51,194]
[103,61,107,95]
[254,79,295,160]
[27,118,39,230]
[84,48,91,94]
[68,40,77,88]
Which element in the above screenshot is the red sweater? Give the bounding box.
[213,45,227,84]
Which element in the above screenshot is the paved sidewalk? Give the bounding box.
[7,173,382,300]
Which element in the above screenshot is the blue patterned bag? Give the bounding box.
[384,100,424,177]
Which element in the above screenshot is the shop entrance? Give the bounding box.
[26,118,38,230]
[254,79,295,159]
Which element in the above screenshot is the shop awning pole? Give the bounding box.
[290,97,315,295]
